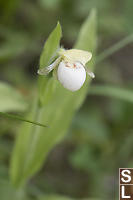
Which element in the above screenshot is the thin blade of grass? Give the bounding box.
[96,34,133,63]
[0,112,47,128]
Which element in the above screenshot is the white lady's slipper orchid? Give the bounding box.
[38,49,95,91]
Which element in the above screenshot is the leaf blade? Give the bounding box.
[38,22,62,105]
[39,22,62,68]
[0,81,27,112]
[89,85,133,103]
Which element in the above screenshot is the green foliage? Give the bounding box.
[38,194,72,200]
[0,179,27,200]
[39,22,62,69]
[10,10,97,188]
[38,195,100,200]
[89,85,133,103]
[39,22,62,105]
[0,82,46,127]
[0,28,33,62]
[0,0,20,22]
[0,0,133,199]
[0,82,27,112]
[0,112,47,128]
[96,34,133,64]
[75,9,97,52]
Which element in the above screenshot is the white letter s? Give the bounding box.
[121,170,131,183]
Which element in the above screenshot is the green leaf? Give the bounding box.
[75,9,97,52]
[0,81,47,127]
[39,22,62,68]
[10,10,97,187]
[0,179,27,200]
[38,22,62,105]
[0,81,27,112]
[89,85,133,103]
[39,76,58,105]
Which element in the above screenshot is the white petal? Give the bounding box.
[37,57,61,75]
[57,61,86,91]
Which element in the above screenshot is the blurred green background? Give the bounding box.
[0,0,133,200]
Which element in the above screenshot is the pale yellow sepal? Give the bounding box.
[59,48,92,65]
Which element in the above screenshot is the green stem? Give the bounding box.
[96,34,133,64]
[0,112,47,128]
